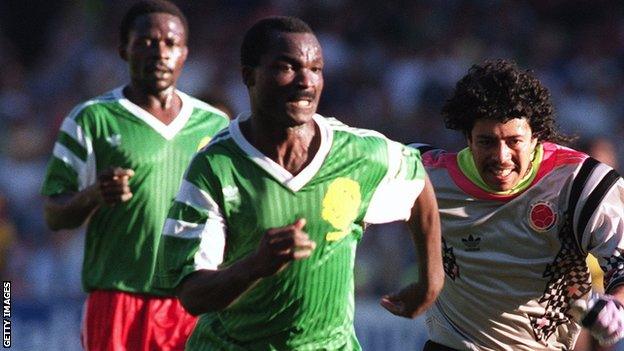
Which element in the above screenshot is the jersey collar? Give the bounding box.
[457,144,543,196]
[422,142,587,201]
[114,86,193,140]
[229,112,333,192]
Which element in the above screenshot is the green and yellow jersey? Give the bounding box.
[158,113,426,350]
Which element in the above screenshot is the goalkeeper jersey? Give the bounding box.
[158,113,426,350]
[41,87,229,295]
[413,142,624,351]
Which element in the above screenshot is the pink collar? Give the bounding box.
[423,142,587,201]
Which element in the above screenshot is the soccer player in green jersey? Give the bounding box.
[157,16,443,350]
[41,1,229,350]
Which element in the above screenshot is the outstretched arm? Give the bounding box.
[381,174,443,318]
[177,219,316,315]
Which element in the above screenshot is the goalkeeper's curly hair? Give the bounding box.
[442,59,572,144]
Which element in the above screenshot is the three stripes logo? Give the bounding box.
[461,234,481,251]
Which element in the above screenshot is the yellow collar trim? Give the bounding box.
[457,144,543,195]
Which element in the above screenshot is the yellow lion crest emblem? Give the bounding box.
[322,177,361,241]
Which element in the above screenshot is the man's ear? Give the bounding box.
[180,45,189,63]
[531,136,538,149]
[530,137,539,157]
[242,65,255,87]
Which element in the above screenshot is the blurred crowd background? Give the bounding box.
[2,0,624,346]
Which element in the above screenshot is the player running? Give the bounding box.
[41,1,229,349]
[157,16,443,350]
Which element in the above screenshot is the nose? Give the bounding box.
[150,40,169,59]
[297,69,314,88]
[493,142,511,162]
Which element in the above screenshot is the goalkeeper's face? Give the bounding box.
[467,117,538,192]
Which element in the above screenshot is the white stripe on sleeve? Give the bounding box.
[194,218,226,270]
[364,179,424,223]
[57,117,96,190]
[364,139,424,223]
[53,142,85,177]
[168,180,227,270]
[176,180,219,210]
[60,118,86,148]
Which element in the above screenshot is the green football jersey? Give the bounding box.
[41,87,229,295]
[158,113,425,350]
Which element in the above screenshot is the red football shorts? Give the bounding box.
[81,290,197,351]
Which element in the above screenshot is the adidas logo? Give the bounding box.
[222,185,240,202]
[106,134,122,147]
[461,234,481,251]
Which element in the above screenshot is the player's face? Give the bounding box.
[468,118,538,192]
[121,13,188,94]
[247,32,324,126]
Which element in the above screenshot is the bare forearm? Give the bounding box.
[178,257,262,315]
[380,176,443,319]
[409,176,444,302]
[411,217,443,304]
[44,185,101,230]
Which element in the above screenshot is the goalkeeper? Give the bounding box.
[393,59,624,350]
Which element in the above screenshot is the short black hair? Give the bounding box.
[241,16,314,67]
[119,0,189,47]
[442,59,571,144]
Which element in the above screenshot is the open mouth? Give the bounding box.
[291,100,312,108]
[288,92,315,109]
[491,168,513,178]
[484,163,518,186]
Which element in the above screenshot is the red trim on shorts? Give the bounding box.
[81,290,197,351]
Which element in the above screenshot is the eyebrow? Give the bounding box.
[474,134,525,140]
[273,52,323,63]
[274,54,299,62]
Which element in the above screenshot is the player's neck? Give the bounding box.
[241,118,320,175]
[123,85,181,125]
